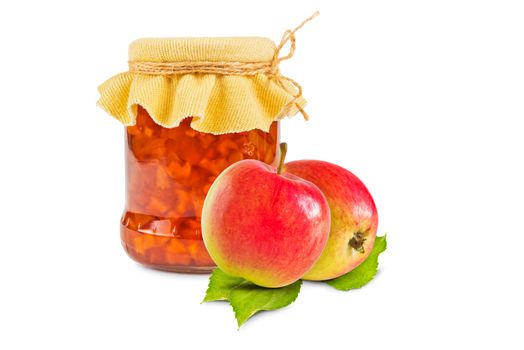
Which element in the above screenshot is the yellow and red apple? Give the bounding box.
[201,145,330,288]
[285,160,378,280]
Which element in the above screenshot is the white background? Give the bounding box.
[1,0,523,348]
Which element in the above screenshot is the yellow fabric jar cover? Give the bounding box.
[97,37,307,134]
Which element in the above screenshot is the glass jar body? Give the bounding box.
[121,107,280,272]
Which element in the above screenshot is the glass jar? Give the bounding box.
[121,106,280,272]
[98,37,306,273]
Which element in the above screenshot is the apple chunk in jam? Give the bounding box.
[121,107,279,272]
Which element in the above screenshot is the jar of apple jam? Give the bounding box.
[98,37,307,272]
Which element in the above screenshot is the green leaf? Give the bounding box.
[326,235,387,291]
[202,268,245,302]
[202,268,302,328]
[229,280,302,328]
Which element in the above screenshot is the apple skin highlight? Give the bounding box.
[285,160,378,281]
[202,160,330,288]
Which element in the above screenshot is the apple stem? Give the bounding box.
[277,143,288,174]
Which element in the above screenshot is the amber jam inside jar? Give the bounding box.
[121,107,279,272]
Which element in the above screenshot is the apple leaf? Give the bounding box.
[202,268,245,302]
[202,268,302,328]
[202,236,387,327]
[326,235,387,291]
[229,280,302,328]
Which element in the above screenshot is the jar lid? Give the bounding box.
[97,36,307,134]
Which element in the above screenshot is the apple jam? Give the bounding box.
[121,107,280,272]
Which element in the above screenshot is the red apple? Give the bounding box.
[285,160,378,281]
[201,144,330,288]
